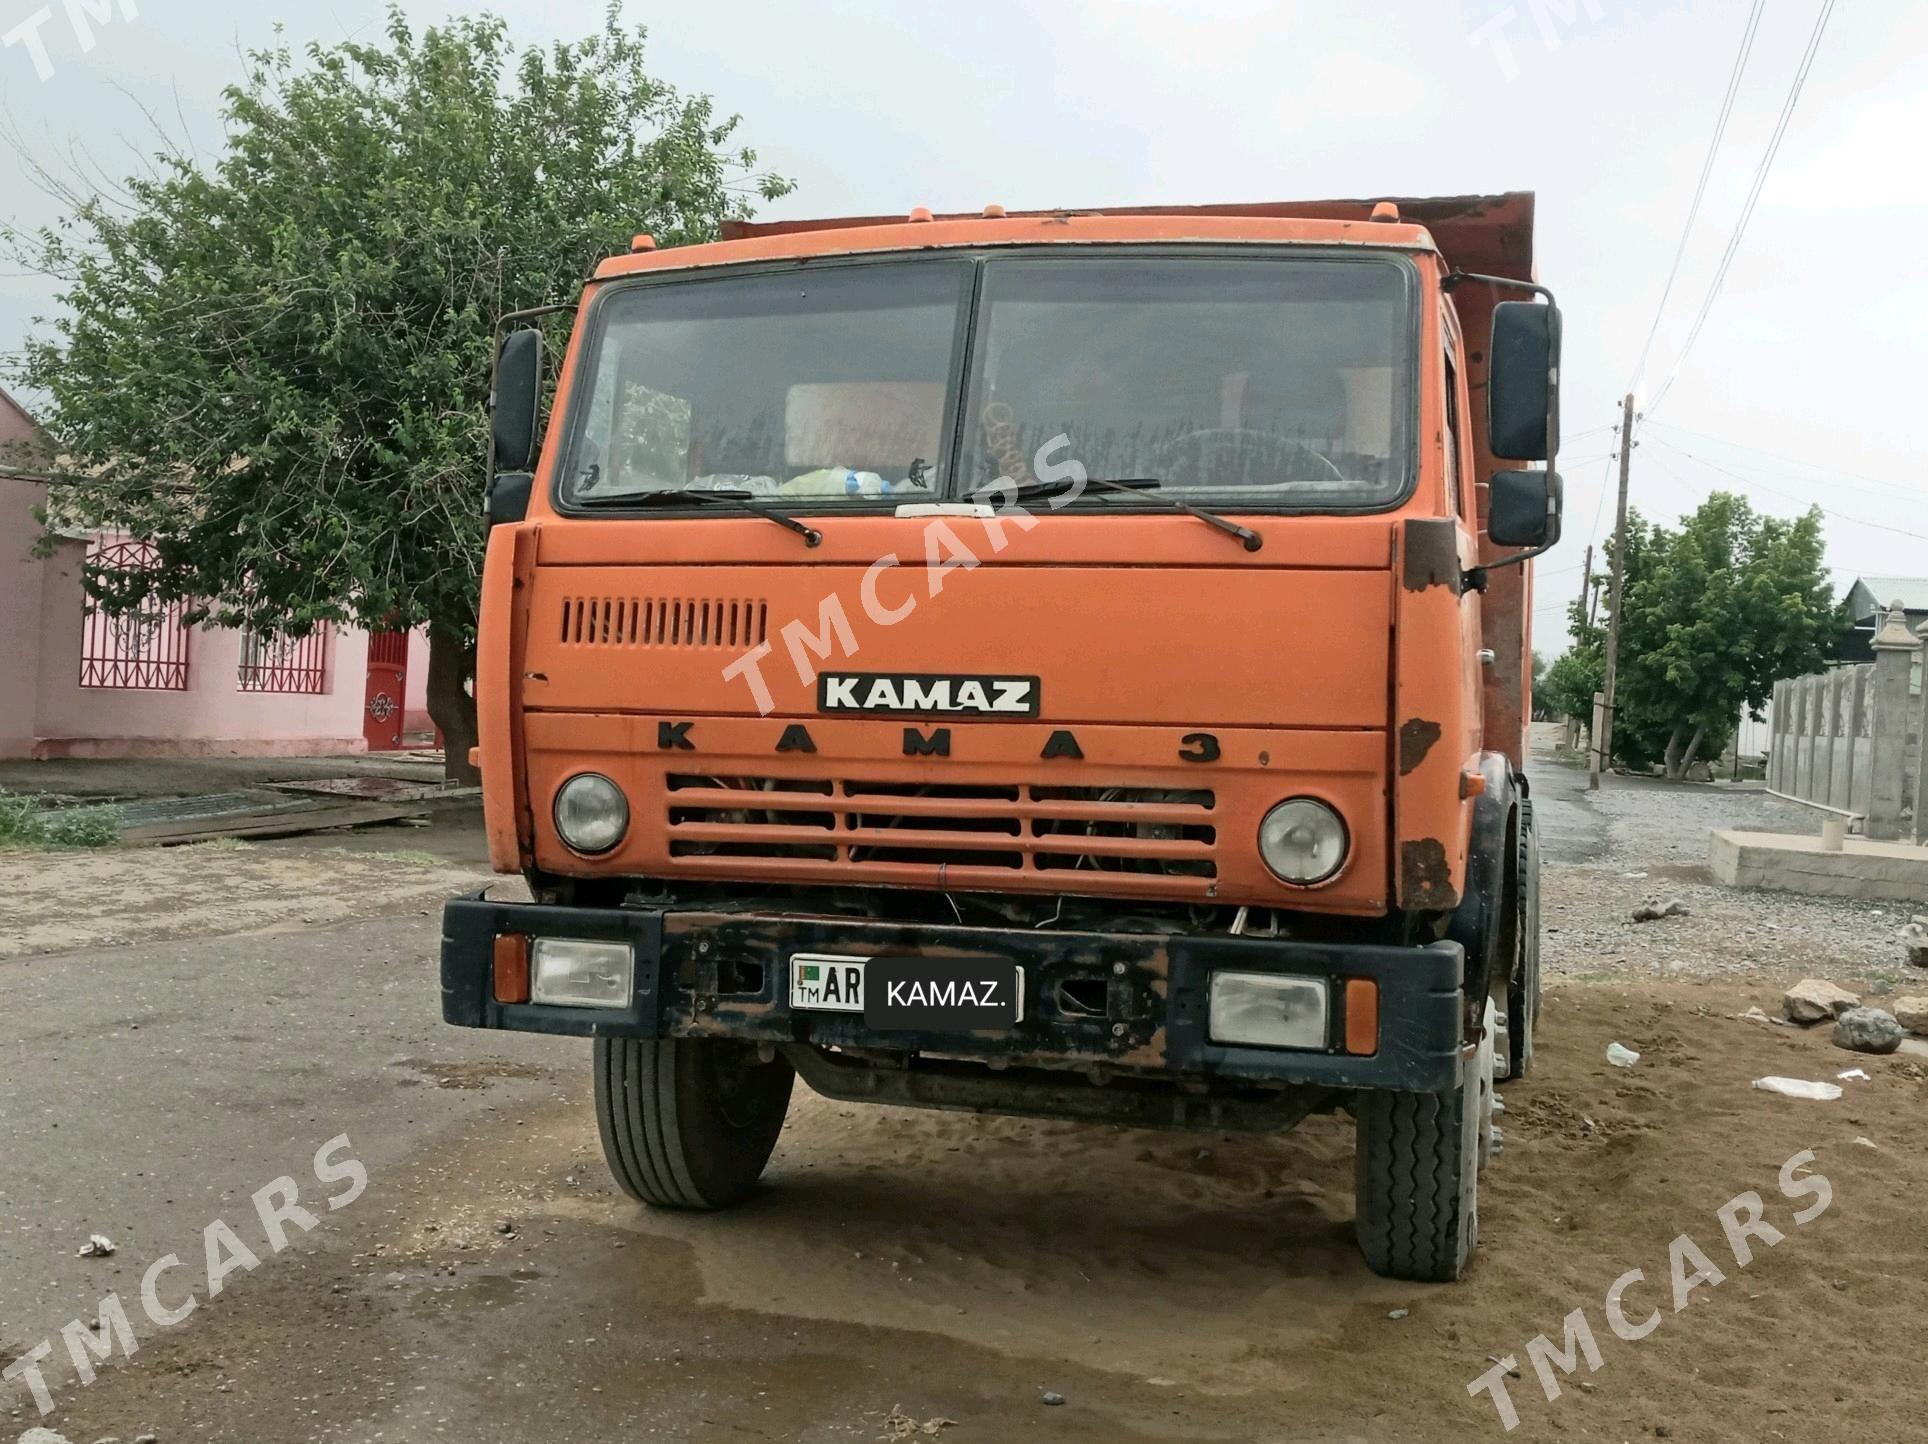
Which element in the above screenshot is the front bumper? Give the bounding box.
[441,882,1457,1087]
[443,893,1467,1093]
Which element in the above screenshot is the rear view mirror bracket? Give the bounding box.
[1462,541,1558,594]
[1441,270,1554,302]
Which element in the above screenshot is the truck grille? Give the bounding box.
[664,775,1217,880]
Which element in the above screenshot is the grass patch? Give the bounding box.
[0,790,121,849]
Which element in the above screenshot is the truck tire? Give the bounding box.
[594,1036,794,1209]
[1353,1006,1494,1282]
[1505,799,1542,1080]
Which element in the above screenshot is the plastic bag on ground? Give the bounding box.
[1752,1076,1843,1101]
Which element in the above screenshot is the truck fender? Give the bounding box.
[1445,751,1516,1037]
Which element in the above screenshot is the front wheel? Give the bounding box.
[594,1037,794,1209]
[1353,1003,1494,1282]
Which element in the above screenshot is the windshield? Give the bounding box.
[961,256,1412,506]
[561,260,970,504]
[558,252,1413,511]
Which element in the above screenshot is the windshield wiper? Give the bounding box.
[967,475,1261,552]
[576,487,821,547]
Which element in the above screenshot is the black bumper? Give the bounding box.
[441,893,1468,1093]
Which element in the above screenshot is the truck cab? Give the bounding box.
[442,193,1563,1282]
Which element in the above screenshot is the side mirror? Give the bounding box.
[487,472,533,528]
[491,329,543,473]
[1488,469,1563,549]
[1488,301,1561,461]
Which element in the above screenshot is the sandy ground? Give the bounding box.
[0,840,488,959]
[4,741,1924,1442]
[16,978,1924,1444]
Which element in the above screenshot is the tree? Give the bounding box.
[1586,492,1833,778]
[1541,645,1601,727]
[8,7,789,780]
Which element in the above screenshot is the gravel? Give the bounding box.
[1538,763,1908,987]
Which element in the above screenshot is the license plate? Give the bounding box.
[789,954,1024,1031]
[789,954,868,1013]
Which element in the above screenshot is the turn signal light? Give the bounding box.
[1344,978,1380,1056]
[493,934,530,1003]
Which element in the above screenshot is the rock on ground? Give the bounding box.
[1783,979,1860,1024]
[1891,996,1928,1034]
[1833,1007,1905,1055]
[1631,896,1691,923]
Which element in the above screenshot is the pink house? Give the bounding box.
[0,387,429,760]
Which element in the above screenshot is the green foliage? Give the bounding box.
[0,792,120,848]
[9,6,789,745]
[1549,491,1835,776]
[1541,645,1601,723]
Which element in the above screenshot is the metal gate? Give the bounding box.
[363,631,409,751]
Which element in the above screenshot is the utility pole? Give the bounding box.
[1591,393,1636,791]
[1560,543,1595,753]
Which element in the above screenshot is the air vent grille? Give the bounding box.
[558,597,768,649]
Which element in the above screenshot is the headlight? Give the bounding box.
[1257,798,1347,884]
[1209,972,1329,1049]
[553,772,628,854]
[531,938,634,1008]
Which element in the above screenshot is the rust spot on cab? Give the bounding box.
[1401,518,1462,594]
[1398,719,1442,775]
[1400,838,1458,909]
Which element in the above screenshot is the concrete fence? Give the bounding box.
[1766,603,1927,842]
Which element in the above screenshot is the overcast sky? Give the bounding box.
[3,0,1922,650]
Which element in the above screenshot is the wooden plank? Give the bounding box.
[119,800,430,847]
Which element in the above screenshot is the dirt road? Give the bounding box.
[3,750,1922,1442]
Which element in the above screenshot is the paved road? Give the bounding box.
[1521,726,1609,866]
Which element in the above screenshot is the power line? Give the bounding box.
[1645,436,1928,542]
[1564,423,1620,445]
[1646,0,1837,414]
[1584,429,1621,547]
[1643,418,1923,501]
[1628,0,1766,394]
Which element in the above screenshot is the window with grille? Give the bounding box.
[237,628,330,694]
[78,539,192,690]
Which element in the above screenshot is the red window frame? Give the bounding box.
[237,627,330,694]
[78,539,192,690]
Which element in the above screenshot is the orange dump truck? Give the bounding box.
[443,194,1564,1281]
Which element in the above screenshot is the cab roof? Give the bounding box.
[592,192,1534,284]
